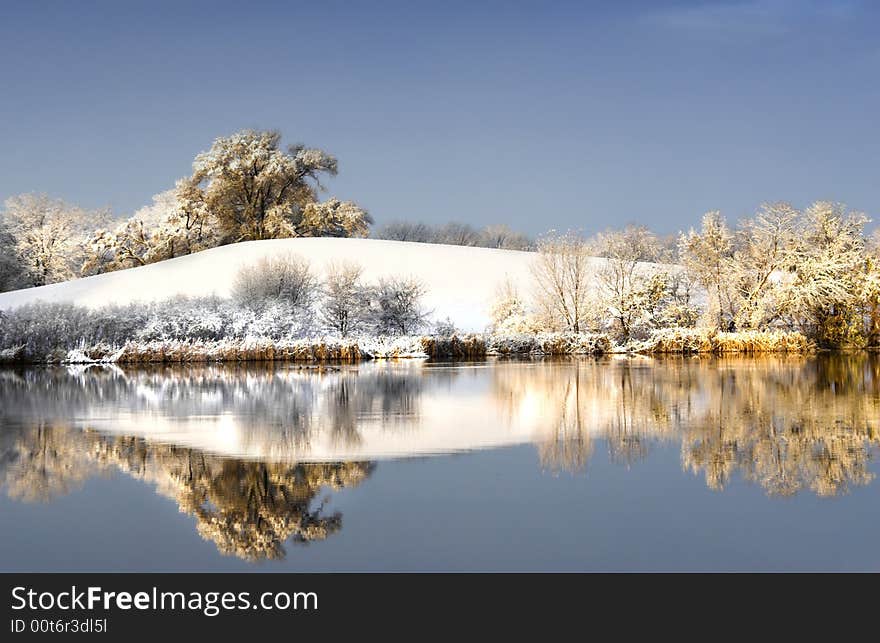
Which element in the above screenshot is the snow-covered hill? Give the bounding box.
[0,238,572,330]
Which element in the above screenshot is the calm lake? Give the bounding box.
[1,355,879,571]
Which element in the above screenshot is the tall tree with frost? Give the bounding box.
[776,201,868,347]
[531,231,595,333]
[679,211,735,330]
[731,202,799,330]
[1,193,108,286]
[177,129,369,243]
[592,225,661,342]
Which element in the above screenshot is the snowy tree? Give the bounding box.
[321,262,370,336]
[591,225,661,342]
[178,129,357,244]
[299,198,372,238]
[679,211,736,330]
[730,202,799,330]
[81,187,215,275]
[367,276,428,335]
[775,202,868,347]
[1,193,109,286]
[531,231,596,333]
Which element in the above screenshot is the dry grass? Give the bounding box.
[420,334,487,359]
[635,328,813,354]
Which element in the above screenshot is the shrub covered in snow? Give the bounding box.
[487,332,612,356]
[367,276,429,335]
[231,254,317,312]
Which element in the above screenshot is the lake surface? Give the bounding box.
[1,355,879,571]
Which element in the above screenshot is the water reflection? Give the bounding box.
[1,356,879,561]
[0,423,373,560]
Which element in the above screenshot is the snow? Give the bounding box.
[0,238,555,331]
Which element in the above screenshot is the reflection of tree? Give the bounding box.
[493,355,880,496]
[494,359,674,473]
[0,423,100,502]
[0,424,373,560]
[679,356,880,496]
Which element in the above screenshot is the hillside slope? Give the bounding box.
[0,238,570,330]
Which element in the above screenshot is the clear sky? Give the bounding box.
[1,0,877,235]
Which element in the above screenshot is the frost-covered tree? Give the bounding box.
[81,189,180,275]
[730,202,799,330]
[679,211,736,330]
[1,193,109,286]
[775,202,868,347]
[591,225,661,342]
[299,198,372,238]
[231,254,317,315]
[178,129,368,244]
[321,262,370,336]
[367,276,428,335]
[531,231,596,333]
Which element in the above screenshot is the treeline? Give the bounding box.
[371,221,532,250]
[498,201,879,348]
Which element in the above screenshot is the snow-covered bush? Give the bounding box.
[135,296,234,341]
[487,332,611,355]
[231,254,317,311]
[367,276,428,335]
[0,302,123,358]
[433,317,458,337]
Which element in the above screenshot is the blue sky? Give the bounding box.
[1,0,877,235]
